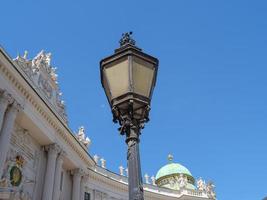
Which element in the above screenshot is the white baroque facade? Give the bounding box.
[0,47,216,200]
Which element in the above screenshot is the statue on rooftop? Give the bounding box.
[32,50,45,67]
[46,52,51,66]
[177,174,187,189]
[77,126,85,141]
[206,181,216,199]
[76,126,91,148]
[197,177,206,191]
[23,50,28,59]
[32,50,53,74]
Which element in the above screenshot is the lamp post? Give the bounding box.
[100,32,158,200]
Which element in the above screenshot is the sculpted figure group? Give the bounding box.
[14,50,68,123]
[177,174,188,189]
[197,178,216,198]
[76,126,91,148]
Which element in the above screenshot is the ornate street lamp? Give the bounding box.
[100,32,158,200]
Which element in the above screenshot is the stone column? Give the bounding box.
[72,168,83,200]
[0,90,13,132]
[42,144,60,200]
[52,151,65,200]
[0,101,22,177]
[80,175,89,200]
[32,149,46,200]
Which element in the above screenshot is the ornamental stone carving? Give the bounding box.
[177,174,188,189]
[0,150,33,200]
[72,168,84,177]
[150,175,156,185]
[13,50,67,123]
[38,74,53,99]
[0,89,14,131]
[0,89,14,105]
[119,165,124,176]
[206,181,216,199]
[44,143,61,155]
[144,173,150,184]
[100,158,106,168]
[125,168,128,177]
[76,126,91,149]
[197,177,206,191]
[93,154,99,164]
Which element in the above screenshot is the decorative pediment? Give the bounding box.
[13,50,68,123]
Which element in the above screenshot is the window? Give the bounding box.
[84,192,90,200]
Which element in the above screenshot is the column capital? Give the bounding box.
[58,150,66,159]
[0,90,14,105]
[71,168,84,177]
[44,143,61,155]
[9,101,23,113]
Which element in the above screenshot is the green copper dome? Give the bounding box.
[155,155,196,190]
[155,163,192,180]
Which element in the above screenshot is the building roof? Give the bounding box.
[155,162,193,180]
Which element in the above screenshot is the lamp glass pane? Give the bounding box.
[132,56,155,98]
[104,58,129,99]
[102,72,112,102]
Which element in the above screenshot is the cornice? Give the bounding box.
[88,168,211,200]
[89,168,128,192]
[0,47,95,168]
[88,169,182,200]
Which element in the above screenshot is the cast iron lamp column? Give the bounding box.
[100,32,159,200]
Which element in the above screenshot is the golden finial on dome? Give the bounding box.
[167,154,173,163]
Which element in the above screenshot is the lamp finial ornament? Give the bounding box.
[168,154,173,162]
[119,31,136,47]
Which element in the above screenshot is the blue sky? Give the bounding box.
[1,1,267,199]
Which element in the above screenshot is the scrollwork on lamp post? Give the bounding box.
[100,32,159,200]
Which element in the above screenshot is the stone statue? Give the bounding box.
[93,155,99,164]
[32,50,52,74]
[45,53,51,66]
[14,50,68,123]
[169,177,175,187]
[119,165,124,176]
[177,174,187,189]
[76,126,91,148]
[100,158,106,168]
[32,50,45,67]
[206,181,216,199]
[144,174,150,184]
[77,126,85,141]
[50,67,58,81]
[197,177,206,191]
[150,176,156,185]
[84,137,91,148]
[23,50,28,59]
